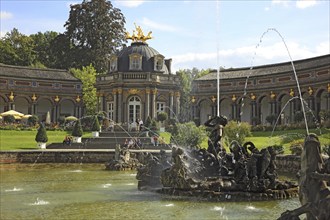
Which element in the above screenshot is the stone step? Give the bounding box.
[46,142,171,150]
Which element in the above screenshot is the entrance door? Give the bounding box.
[128,96,141,123]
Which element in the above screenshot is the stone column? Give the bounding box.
[231,103,237,120]
[151,88,157,118]
[112,89,117,122]
[117,88,123,123]
[169,91,174,118]
[145,88,151,118]
[175,91,180,117]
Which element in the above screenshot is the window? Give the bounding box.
[129,54,142,71]
[32,81,37,87]
[157,102,165,112]
[109,56,117,72]
[154,55,164,71]
[107,102,114,120]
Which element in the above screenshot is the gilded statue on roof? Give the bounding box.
[126,23,152,42]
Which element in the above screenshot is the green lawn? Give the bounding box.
[0,128,329,153]
[0,130,91,150]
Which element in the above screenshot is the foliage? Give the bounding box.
[150,119,159,134]
[145,116,152,128]
[3,115,15,124]
[0,28,35,66]
[35,123,48,143]
[170,122,208,148]
[91,115,101,131]
[176,68,210,122]
[29,31,59,68]
[27,115,39,126]
[294,111,304,123]
[319,110,330,121]
[271,144,284,154]
[265,115,276,125]
[72,120,83,137]
[71,65,97,115]
[64,0,126,72]
[223,121,252,146]
[289,140,303,155]
[157,111,168,122]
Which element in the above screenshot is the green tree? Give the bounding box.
[30,31,59,67]
[170,122,207,149]
[71,65,97,115]
[35,124,48,143]
[91,115,101,131]
[0,28,35,66]
[176,68,210,122]
[64,0,127,72]
[223,121,251,146]
[72,120,83,137]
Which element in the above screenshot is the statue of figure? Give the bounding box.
[278,134,330,220]
[204,115,228,157]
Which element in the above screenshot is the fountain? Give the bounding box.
[136,115,299,201]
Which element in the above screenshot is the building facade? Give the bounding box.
[191,54,330,125]
[0,64,83,122]
[96,27,181,124]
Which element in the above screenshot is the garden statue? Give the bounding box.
[278,134,330,220]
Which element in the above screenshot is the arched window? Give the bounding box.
[128,96,141,123]
[129,54,142,71]
[109,55,118,72]
[154,55,164,71]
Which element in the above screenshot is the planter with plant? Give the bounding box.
[91,115,101,137]
[72,120,83,143]
[35,123,48,149]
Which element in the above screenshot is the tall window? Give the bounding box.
[107,102,114,120]
[129,54,142,71]
[128,96,141,123]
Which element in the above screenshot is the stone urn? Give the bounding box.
[92,131,99,138]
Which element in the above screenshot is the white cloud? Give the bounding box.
[296,0,317,9]
[171,41,327,71]
[264,7,270,11]
[115,0,145,8]
[271,0,290,7]
[141,17,178,32]
[0,11,13,20]
[0,31,8,38]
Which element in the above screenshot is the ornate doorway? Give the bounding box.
[128,96,141,123]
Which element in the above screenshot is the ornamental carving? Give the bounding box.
[126,23,152,43]
[117,88,123,94]
[128,88,140,95]
[175,91,180,97]
[250,93,256,100]
[270,91,276,100]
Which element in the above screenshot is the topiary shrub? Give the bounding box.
[72,120,83,137]
[35,123,48,143]
[145,116,152,128]
[91,115,100,131]
[157,112,168,123]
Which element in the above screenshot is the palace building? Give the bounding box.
[191,54,330,125]
[0,26,329,125]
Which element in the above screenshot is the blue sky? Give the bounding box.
[1,0,329,72]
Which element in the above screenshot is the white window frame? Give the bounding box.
[129,53,142,71]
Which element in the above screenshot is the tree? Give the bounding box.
[176,68,210,122]
[223,121,251,146]
[157,112,168,123]
[72,120,83,137]
[91,115,101,131]
[71,65,97,115]
[0,28,35,66]
[30,31,59,68]
[64,0,127,72]
[35,124,48,143]
[170,122,207,149]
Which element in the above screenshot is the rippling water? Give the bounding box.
[0,163,300,220]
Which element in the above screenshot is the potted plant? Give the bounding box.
[72,120,83,143]
[91,115,101,137]
[35,123,48,149]
[157,111,168,132]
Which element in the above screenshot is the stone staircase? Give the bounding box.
[46,129,170,150]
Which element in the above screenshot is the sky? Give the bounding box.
[1,0,329,72]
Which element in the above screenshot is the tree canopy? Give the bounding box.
[64,0,126,72]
